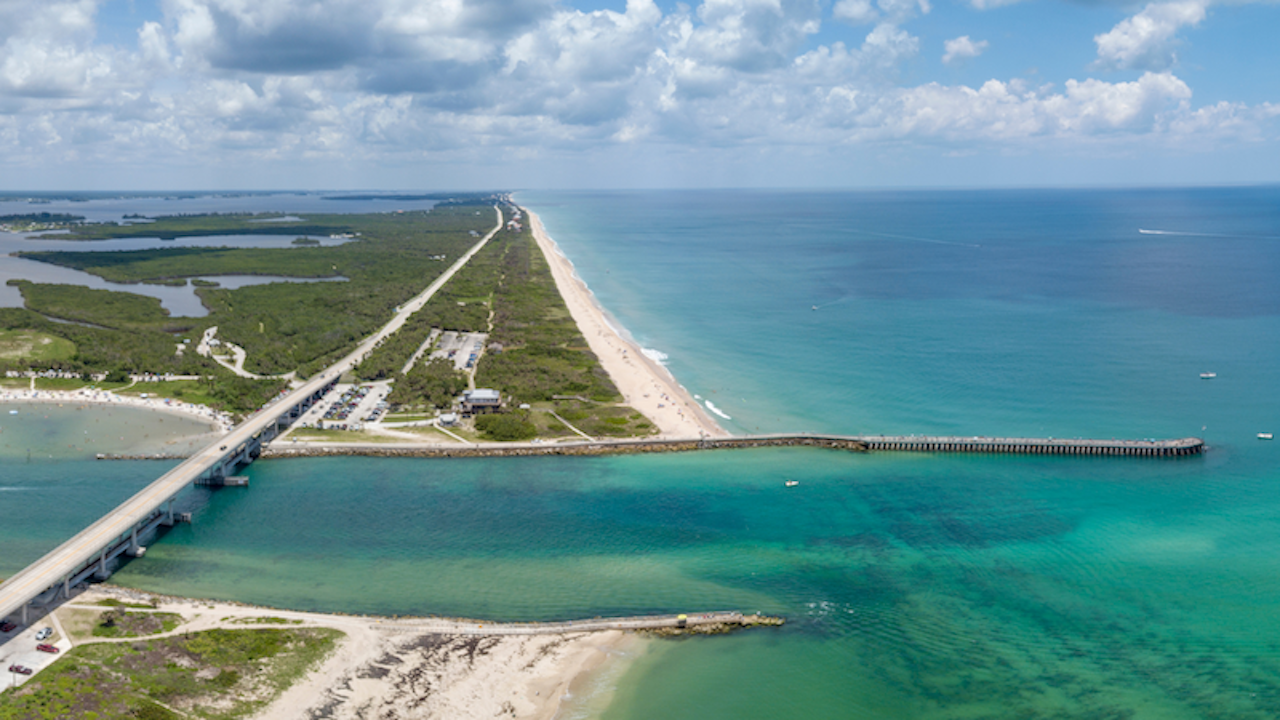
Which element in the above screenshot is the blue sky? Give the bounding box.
[1,0,1277,189]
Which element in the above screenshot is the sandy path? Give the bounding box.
[526,209,727,439]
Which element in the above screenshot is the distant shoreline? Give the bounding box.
[525,207,728,439]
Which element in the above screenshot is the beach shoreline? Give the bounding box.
[0,387,234,432]
[525,207,728,439]
[35,585,653,720]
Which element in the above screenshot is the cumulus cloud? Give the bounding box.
[833,0,877,25]
[942,35,987,65]
[1093,0,1207,71]
[0,0,1272,174]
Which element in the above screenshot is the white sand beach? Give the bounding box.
[527,209,727,439]
[0,387,234,433]
[46,586,641,720]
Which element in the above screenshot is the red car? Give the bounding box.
[36,643,59,654]
[0,622,16,632]
[8,664,32,675]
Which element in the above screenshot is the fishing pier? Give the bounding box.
[849,435,1204,457]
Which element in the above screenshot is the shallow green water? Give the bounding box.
[96,446,1280,719]
[0,402,213,576]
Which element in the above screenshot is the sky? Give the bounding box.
[0,0,1277,189]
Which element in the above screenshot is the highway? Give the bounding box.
[0,205,504,626]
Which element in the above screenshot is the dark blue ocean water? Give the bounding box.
[3,188,1279,719]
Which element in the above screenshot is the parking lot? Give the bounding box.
[311,382,391,430]
[0,611,70,689]
[429,331,488,371]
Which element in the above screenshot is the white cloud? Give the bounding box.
[942,35,987,65]
[966,0,1025,10]
[832,0,877,25]
[0,0,1273,177]
[1093,0,1207,71]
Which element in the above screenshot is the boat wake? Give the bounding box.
[1140,228,1280,239]
[853,229,981,249]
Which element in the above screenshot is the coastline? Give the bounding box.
[0,387,233,432]
[525,208,728,439]
[41,586,654,720]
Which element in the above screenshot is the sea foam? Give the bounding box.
[704,400,731,420]
[641,348,669,365]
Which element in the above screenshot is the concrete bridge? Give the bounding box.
[0,205,505,628]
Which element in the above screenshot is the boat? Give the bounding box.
[1200,372,1216,379]
[1260,433,1273,440]
[785,480,799,487]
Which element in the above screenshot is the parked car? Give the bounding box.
[34,627,51,641]
[0,621,16,632]
[35,643,59,654]
[8,664,32,675]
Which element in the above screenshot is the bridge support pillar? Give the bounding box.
[21,603,28,625]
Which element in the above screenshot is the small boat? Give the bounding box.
[1200,372,1216,379]
[1260,433,1273,440]
[811,305,818,311]
[785,480,799,487]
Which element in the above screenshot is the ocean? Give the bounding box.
[3,188,1280,718]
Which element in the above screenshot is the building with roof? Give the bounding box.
[462,388,502,414]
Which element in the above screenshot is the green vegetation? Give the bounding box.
[35,212,353,241]
[0,307,217,379]
[96,598,158,609]
[474,411,538,441]
[91,609,184,638]
[385,358,469,410]
[0,627,341,720]
[284,428,405,442]
[118,377,288,415]
[0,212,83,223]
[10,281,179,331]
[11,202,498,377]
[0,328,76,361]
[534,401,655,438]
[476,226,621,404]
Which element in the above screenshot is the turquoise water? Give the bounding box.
[5,188,1280,718]
[0,403,213,576]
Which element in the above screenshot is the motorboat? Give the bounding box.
[785,480,799,487]
[1259,433,1273,440]
[1200,372,1216,379]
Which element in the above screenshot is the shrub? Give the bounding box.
[474,413,537,441]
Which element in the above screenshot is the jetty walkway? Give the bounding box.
[412,610,783,637]
[849,434,1203,457]
[0,207,505,628]
[259,433,1205,460]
